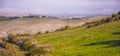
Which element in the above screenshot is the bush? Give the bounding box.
[86,20,102,28]
[56,29,62,31]
[56,28,65,31]
[100,19,106,23]
[0,48,24,56]
[8,34,31,45]
[16,33,31,36]
[35,32,42,35]
[87,25,93,28]
[0,43,24,56]
[65,26,71,30]
[29,47,47,56]
[7,34,16,43]
[45,31,49,34]
[112,14,117,18]
[86,13,120,29]
[87,23,99,28]
[0,33,52,56]
[9,37,30,45]
[23,41,33,50]
[105,17,113,22]
[27,44,52,56]
[0,38,8,42]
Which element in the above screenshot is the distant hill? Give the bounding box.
[0,16,109,37]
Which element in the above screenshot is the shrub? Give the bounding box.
[65,26,71,30]
[23,41,33,50]
[7,34,16,43]
[0,48,24,56]
[87,25,93,28]
[0,43,24,56]
[112,14,120,21]
[112,14,117,18]
[100,18,113,23]
[56,26,70,32]
[16,33,31,36]
[45,31,49,34]
[86,21,97,25]
[56,29,62,31]
[87,23,99,28]
[0,42,9,48]
[56,28,65,31]
[105,17,113,22]
[0,50,8,56]
[86,20,102,28]
[8,34,31,45]
[0,38,8,42]
[35,32,42,35]
[28,44,52,56]
[10,37,30,45]
[8,34,16,38]
[100,19,106,23]
[29,47,47,56]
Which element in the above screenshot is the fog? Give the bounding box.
[0,0,120,17]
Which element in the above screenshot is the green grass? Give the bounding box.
[33,20,120,56]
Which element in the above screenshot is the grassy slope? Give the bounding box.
[33,20,120,56]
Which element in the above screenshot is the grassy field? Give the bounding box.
[33,20,120,56]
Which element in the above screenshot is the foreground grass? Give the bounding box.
[33,20,120,56]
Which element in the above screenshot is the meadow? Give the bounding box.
[33,20,120,56]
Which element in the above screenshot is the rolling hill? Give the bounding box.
[33,20,120,56]
[0,13,120,56]
[0,16,108,37]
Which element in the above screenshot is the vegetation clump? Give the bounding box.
[56,26,71,32]
[45,31,50,34]
[23,41,33,50]
[0,33,52,56]
[0,42,24,56]
[86,13,120,28]
[35,32,42,35]
[65,25,71,30]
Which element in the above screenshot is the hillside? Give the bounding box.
[0,16,108,37]
[0,13,120,56]
[33,20,120,56]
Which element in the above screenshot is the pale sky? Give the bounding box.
[0,0,120,17]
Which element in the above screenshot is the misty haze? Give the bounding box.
[0,0,120,56]
[0,0,120,17]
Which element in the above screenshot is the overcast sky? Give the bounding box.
[0,0,120,16]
